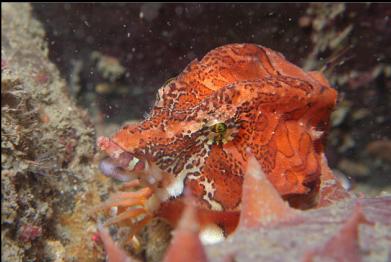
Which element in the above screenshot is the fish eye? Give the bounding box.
[211,122,227,134]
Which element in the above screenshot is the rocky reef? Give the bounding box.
[2,3,108,262]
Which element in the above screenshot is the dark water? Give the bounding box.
[32,3,390,194]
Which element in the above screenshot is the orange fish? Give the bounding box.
[95,43,337,240]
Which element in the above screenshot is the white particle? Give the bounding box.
[147,175,156,185]
[110,206,118,216]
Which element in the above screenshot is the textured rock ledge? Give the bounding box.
[1,3,108,261]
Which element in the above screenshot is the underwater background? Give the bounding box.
[2,3,390,261]
[33,3,390,194]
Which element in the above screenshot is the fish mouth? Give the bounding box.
[97,136,148,182]
[97,136,167,190]
[99,156,140,182]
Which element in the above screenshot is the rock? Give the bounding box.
[1,3,109,261]
[366,140,391,162]
[338,159,370,177]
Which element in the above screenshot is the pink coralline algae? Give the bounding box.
[18,224,42,242]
